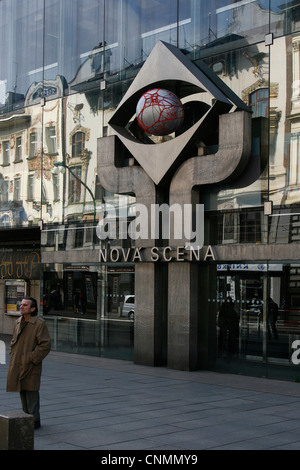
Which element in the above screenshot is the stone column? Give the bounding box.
[168,262,199,370]
[134,262,167,366]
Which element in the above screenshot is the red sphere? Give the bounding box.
[136,88,184,136]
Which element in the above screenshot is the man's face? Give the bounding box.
[20,299,34,317]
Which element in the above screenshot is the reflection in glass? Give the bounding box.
[200,43,269,212]
[72,132,85,159]
[3,141,9,166]
[0,0,300,369]
[45,127,57,155]
[15,137,22,162]
[216,263,300,380]
[68,166,82,204]
[0,0,44,105]
[249,88,269,117]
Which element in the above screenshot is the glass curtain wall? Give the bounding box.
[1,0,300,366]
[216,262,300,381]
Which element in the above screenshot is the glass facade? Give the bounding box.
[1,0,300,379]
[216,262,300,380]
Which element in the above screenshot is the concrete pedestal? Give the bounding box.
[0,411,34,450]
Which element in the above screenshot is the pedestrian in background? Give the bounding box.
[6,297,51,429]
[218,296,239,357]
[267,297,279,339]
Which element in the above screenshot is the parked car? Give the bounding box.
[122,295,135,320]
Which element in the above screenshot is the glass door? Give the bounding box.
[239,275,265,360]
[216,264,300,379]
[217,270,264,363]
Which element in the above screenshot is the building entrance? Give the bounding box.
[217,270,266,360]
[215,264,300,380]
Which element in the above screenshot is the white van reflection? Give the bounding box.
[121,295,135,320]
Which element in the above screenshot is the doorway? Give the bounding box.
[215,264,296,378]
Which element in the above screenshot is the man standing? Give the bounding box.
[6,297,51,429]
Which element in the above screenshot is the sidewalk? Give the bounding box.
[2,336,300,450]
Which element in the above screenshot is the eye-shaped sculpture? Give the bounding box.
[108,41,249,186]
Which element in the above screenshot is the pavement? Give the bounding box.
[2,335,300,451]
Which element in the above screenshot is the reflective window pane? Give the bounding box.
[180,0,271,59]
[0,0,44,110]
[271,1,300,37]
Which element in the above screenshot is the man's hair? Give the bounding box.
[23,296,38,316]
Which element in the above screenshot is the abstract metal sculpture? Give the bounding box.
[98,41,252,370]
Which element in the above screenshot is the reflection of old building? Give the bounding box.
[1,0,300,380]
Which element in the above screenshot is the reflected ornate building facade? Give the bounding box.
[1,0,300,379]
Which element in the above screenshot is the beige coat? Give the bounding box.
[6,315,51,392]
